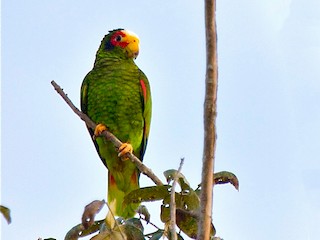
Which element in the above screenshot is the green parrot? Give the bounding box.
[80,29,152,219]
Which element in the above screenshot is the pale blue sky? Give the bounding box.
[2,1,320,239]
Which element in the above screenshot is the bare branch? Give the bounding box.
[169,158,185,240]
[51,80,163,186]
[198,0,218,239]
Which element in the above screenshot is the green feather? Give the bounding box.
[81,29,151,218]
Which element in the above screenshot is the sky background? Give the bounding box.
[2,0,320,239]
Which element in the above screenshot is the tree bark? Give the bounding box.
[198,0,218,239]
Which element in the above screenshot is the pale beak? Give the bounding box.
[124,31,140,59]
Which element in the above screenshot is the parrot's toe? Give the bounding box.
[118,143,133,160]
[93,123,107,139]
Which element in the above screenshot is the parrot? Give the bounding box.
[80,29,152,219]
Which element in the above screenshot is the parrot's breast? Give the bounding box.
[86,61,144,151]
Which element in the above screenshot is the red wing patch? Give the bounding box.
[131,171,138,184]
[140,79,147,101]
[109,174,116,186]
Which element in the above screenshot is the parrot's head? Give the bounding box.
[98,29,140,60]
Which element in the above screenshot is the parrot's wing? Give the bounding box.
[139,70,152,160]
[80,74,96,141]
[81,74,108,168]
[81,70,151,165]
[80,74,89,115]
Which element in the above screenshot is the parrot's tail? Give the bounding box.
[107,171,140,219]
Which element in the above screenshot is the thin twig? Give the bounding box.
[51,80,163,186]
[169,158,185,240]
[198,0,218,239]
[140,216,161,230]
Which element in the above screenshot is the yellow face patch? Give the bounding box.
[110,30,140,58]
[122,30,140,58]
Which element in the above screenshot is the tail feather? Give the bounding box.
[107,171,139,219]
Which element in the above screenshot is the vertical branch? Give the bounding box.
[198,0,218,239]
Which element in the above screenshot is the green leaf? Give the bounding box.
[162,189,200,211]
[163,192,183,208]
[91,222,145,240]
[167,230,185,240]
[125,218,144,233]
[160,204,170,223]
[177,233,185,240]
[176,209,216,239]
[213,171,239,190]
[0,205,11,224]
[163,169,191,191]
[123,185,170,205]
[81,200,105,229]
[118,223,145,240]
[136,205,150,222]
[90,229,123,240]
[180,189,200,211]
[64,220,104,240]
[161,204,215,239]
[148,230,165,240]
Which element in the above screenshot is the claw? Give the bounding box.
[118,143,133,160]
[93,123,107,139]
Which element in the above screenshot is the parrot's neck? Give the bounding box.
[94,54,135,69]
[94,56,118,68]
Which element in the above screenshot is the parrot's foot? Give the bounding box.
[118,143,133,160]
[93,123,107,139]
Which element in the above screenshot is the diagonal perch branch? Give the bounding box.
[51,80,163,186]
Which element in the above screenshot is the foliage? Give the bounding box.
[0,205,11,224]
[60,170,238,240]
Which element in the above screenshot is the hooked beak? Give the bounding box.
[124,31,140,59]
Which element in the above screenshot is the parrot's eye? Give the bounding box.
[115,35,122,42]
